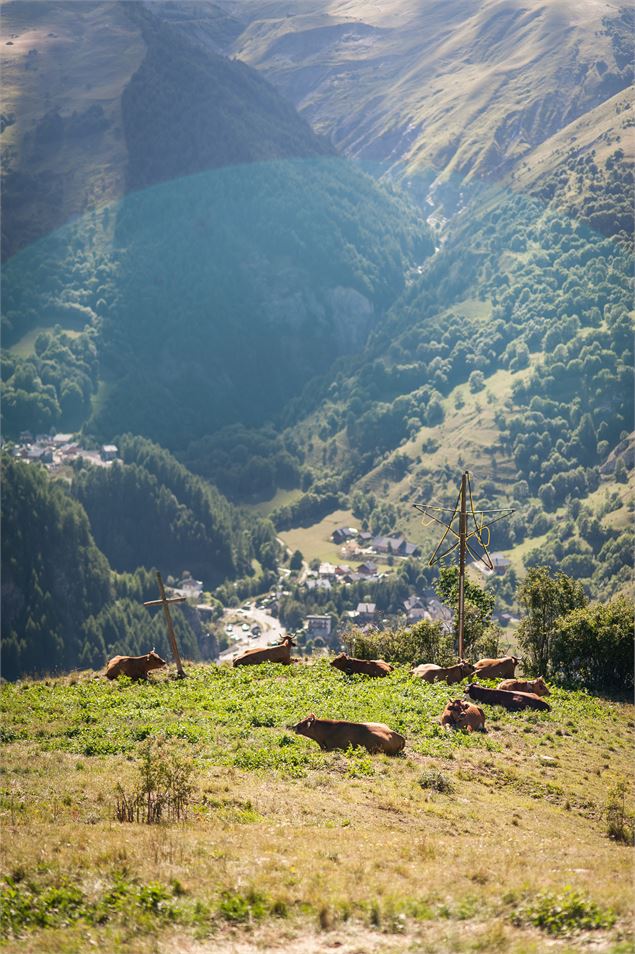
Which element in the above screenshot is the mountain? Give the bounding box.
[0,0,327,259]
[229,1,633,189]
[1,0,632,661]
[1,1,433,445]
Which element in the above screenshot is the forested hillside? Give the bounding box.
[0,456,208,679]
[269,142,634,600]
[72,435,279,584]
[0,449,279,679]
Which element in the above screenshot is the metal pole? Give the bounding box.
[458,471,467,660]
[157,571,186,678]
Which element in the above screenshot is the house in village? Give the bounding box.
[318,562,336,579]
[422,592,453,633]
[176,577,204,597]
[403,594,430,624]
[340,540,364,560]
[305,578,332,593]
[371,534,420,557]
[356,561,378,577]
[356,602,377,623]
[100,444,119,462]
[304,615,333,637]
[331,526,358,545]
[491,553,512,575]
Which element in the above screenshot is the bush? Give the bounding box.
[342,620,453,666]
[115,740,195,824]
[512,888,616,935]
[605,779,635,845]
[418,769,454,793]
[550,597,634,694]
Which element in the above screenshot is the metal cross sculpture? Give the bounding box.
[413,470,514,659]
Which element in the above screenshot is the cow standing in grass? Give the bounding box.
[105,651,166,680]
[233,635,297,667]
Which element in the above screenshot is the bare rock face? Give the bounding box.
[328,286,374,353]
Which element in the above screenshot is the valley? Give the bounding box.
[1,0,632,681]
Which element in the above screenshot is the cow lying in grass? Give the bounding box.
[473,655,520,679]
[411,661,475,684]
[292,714,405,754]
[105,651,166,680]
[466,682,551,712]
[498,677,550,696]
[440,699,486,733]
[330,653,393,677]
[233,635,296,667]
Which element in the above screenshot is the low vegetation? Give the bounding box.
[1,661,633,952]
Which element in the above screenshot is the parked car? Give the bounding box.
[241,623,250,632]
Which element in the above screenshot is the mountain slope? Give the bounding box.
[0,0,329,258]
[1,1,434,444]
[230,0,633,186]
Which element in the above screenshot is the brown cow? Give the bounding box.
[233,635,297,667]
[497,677,550,697]
[411,661,475,684]
[465,683,551,712]
[473,655,520,679]
[331,653,393,677]
[440,699,486,733]
[292,714,405,754]
[105,651,166,680]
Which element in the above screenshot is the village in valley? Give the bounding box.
[4,431,520,661]
[5,430,120,471]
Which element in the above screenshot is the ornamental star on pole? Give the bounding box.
[413,470,514,659]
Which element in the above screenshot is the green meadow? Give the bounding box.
[1,662,633,953]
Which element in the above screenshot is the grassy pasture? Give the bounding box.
[1,662,633,953]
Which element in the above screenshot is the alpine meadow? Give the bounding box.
[0,2,633,953]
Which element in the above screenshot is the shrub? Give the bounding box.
[512,888,616,935]
[342,621,453,666]
[606,779,635,845]
[418,769,454,794]
[115,741,195,824]
[550,597,634,694]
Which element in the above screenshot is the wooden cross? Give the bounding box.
[143,571,187,678]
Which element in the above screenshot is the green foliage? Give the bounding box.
[418,768,454,794]
[289,549,304,572]
[517,567,587,677]
[1,455,113,680]
[606,779,635,845]
[1,327,100,436]
[342,621,453,667]
[434,567,496,657]
[551,597,634,694]
[72,435,246,583]
[1,662,508,769]
[0,875,184,937]
[115,740,195,823]
[512,888,616,936]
